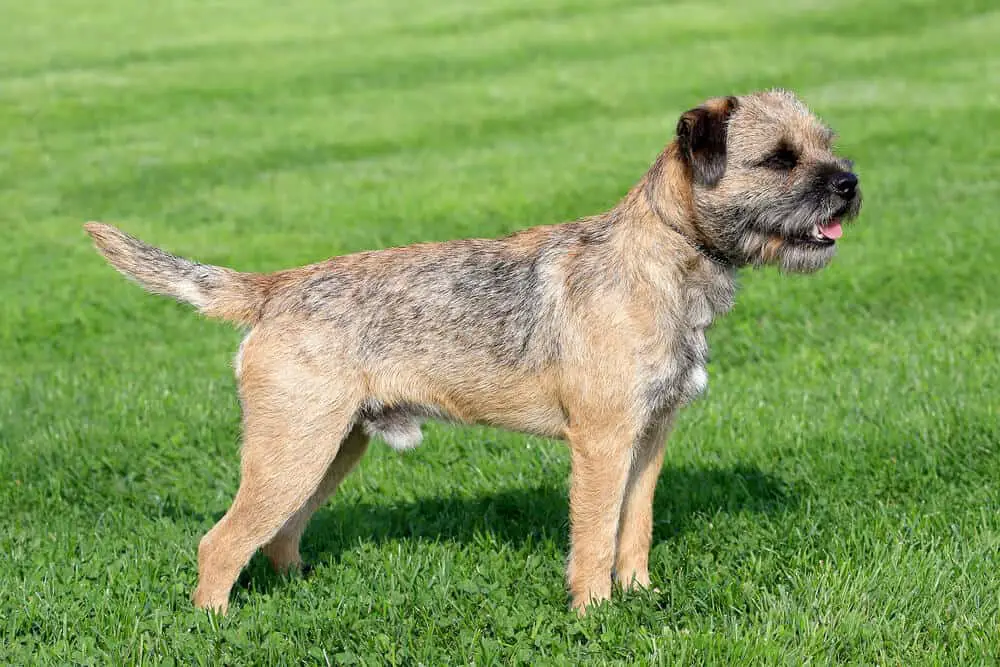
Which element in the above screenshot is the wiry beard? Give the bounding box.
[703,184,862,274]
[740,231,838,273]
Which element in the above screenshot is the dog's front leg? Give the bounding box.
[566,424,635,613]
[615,415,674,591]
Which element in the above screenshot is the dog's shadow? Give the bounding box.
[237,463,796,595]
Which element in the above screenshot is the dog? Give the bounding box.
[85,89,861,614]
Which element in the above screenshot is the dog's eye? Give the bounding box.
[761,148,798,170]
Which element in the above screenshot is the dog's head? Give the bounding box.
[673,90,862,273]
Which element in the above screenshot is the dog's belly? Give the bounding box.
[361,373,568,450]
[363,401,567,450]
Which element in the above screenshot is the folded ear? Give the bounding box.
[675,96,738,187]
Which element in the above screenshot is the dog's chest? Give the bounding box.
[643,270,734,414]
[678,295,713,397]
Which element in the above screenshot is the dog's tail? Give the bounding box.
[84,222,269,326]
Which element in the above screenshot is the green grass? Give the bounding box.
[3,0,999,663]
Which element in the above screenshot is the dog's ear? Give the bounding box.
[676,96,738,187]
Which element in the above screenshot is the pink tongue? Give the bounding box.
[819,220,843,240]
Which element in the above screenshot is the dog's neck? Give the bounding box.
[588,145,738,320]
[629,144,738,269]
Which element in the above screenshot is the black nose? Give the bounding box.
[829,171,858,197]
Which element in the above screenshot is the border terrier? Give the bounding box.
[85,89,861,614]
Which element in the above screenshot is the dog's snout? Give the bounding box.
[829,171,858,198]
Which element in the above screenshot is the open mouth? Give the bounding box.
[812,218,843,243]
[789,218,842,247]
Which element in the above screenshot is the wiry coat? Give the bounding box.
[85,89,861,614]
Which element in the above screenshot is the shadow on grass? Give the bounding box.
[235,463,796,595]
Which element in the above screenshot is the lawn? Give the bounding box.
[2,0,999,663]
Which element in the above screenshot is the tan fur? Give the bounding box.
[84,90,861,615]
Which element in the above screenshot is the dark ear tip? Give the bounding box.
[676,96,738,138]
[675,114,692,137]
[675,96,737,188]
[676,108,705,139]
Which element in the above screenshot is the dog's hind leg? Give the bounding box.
[192,338,363,613]
[261,425,370,573]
